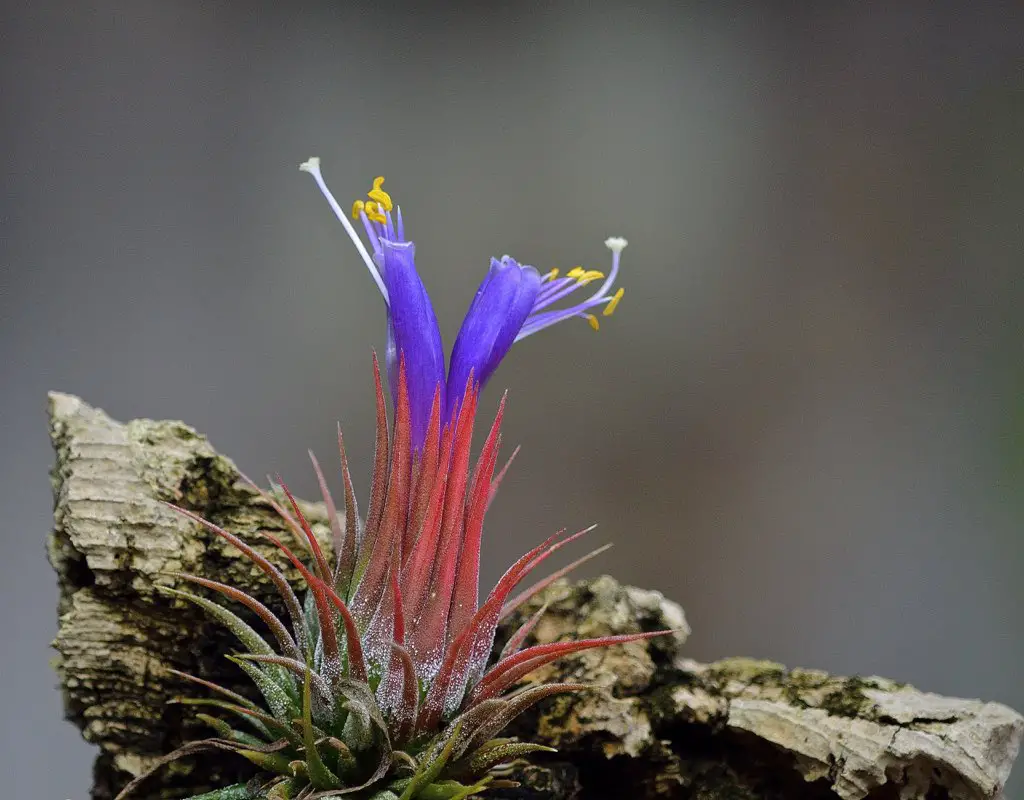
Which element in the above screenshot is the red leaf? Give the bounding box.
[399,419,454,626]
[460,682,589,755]
[470,630,675,703]
[405,387,442,565]
[262,532,342,682]
[419,526,598,725]
[498,601,549,660]
[334,424,360,598]
[499,543,613,621]
[406,377,478,677]
[447,393,506,645]
[237,472,314,558]
[487,444,520,512]
[316,576,368,683]
[362,351,390,555]
[390,641,418,746]
[278,482,333,589]
[308,449,344,582]
[352,358,411,628]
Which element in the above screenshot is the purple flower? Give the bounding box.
[445,255,542,419]
[300,158,627,447]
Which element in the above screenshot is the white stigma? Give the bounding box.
[604,236,628,253]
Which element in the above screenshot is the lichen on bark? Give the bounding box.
[47,393,1023,799]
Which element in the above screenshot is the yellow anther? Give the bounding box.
[603,287,624,316]
[352,176,392,223]
[543,268,559,282]
[363,200,386,224]
[576,269,606,286]
[566,267,585,279]
[367,176,393,211]
[585,314,600,331]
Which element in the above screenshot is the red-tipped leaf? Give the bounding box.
[174,572,300,662]
[262,532,342,683]
[470,630,676,703]
[165,503,308,658]
[335,424,360,597]
[279,481,333,588]
[361,352,390,557]
[499,543,614,621]
[308,449,345,581]
[352,359,412,627]
[447,393,506,645]
[404,387,442,565]
[315,576,369,684]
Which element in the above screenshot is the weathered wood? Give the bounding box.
[47,393,1022,799]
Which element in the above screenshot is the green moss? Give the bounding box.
[819,677,872,718]
[705,658,786,687]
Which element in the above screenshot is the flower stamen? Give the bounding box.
[300,157,388,303]
[513,237,627,342]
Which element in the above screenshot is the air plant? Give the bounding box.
[117,164,665,800]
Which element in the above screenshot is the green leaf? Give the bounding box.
[237,748,294,776]
[182,785,258,800]
[228,655,301,723]
[397,722,462,800]
[266,780,301,800]
[302,667,339,789]
[418,778,492,800]
[159,586,274,659]
[175,696,272,741]
[172,696,296,745]
[161,585,297,693]
[323,736,358,779]
[462,739,556,778]
[303,586,321,657]
[195,712,233,738]
[194,713,266,749]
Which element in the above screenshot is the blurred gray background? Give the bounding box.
[3,2,1023,797]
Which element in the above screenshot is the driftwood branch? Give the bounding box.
[47,392,1022,800]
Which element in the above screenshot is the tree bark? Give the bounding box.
[47,393,1022,800]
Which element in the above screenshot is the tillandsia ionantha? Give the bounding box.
[117,160,669,800]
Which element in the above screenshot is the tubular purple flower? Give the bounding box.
[378,238,446,448]
[446,256,542,418]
